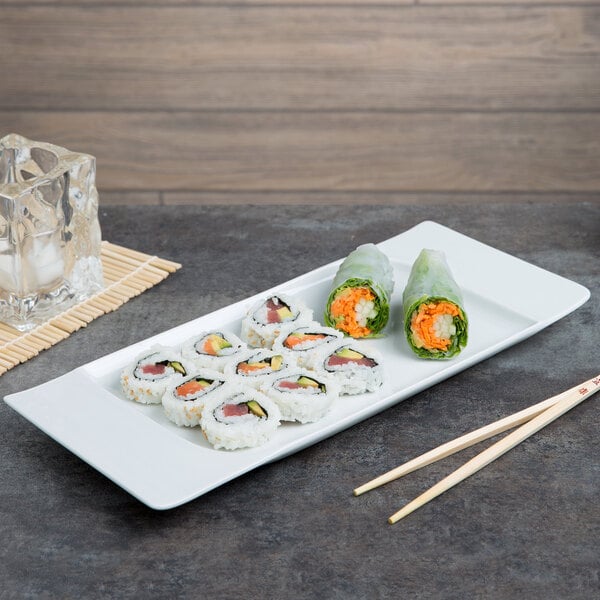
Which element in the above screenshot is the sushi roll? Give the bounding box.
[307,340,383,396]
[181,330,247,372]
[225,348,295,388]
[200,383,281,450]
[162,369,227,427]
[272,322,344,368]
[240,293,313,348]
[120,346,193,405]
[260,370,340,423]
[324,243,394,338]
[402,249,468,359]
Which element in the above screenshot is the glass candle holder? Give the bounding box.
[0,133,103,331]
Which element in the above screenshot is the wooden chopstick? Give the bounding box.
[386,374,600,524]
[353,386,576,497]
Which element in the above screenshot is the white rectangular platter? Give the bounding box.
[4,221,590,509]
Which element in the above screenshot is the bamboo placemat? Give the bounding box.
[0,241,181,375]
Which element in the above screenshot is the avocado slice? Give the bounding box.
[297,376,319,388]
[276,306,294,320]
[270,355,284,370]
[336,347,364,360]
[169,360,187,375]
[213,335,232,350]
[246,400,267,418]
[246,361,267,369]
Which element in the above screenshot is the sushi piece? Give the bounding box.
[200,384,281,450]
[225,349,295,388]
[181,330,247,372]
[162,369,227,427]
[324,243,394,338]
[240,293,313,348]
[260,370,340,423]
[120,346,193,405]
[272,322,343,368]
[402,249,468,359]
[307,340,383,395]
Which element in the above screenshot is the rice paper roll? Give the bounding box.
[402,249,468,359]
[324,243,394,338]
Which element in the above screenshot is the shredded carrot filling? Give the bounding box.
[410,301,460,351]
[330,287,376,338]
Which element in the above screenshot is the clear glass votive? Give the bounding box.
[0,133,103,331]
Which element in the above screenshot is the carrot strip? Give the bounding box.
[330,287,376,338]
[410,301,460,351]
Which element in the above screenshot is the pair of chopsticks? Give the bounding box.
[354,373,600,524]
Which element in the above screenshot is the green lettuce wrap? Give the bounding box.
[402,249,468,359]
[324,243,394,338]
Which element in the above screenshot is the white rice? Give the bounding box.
[240,293,313,348]
[162,368,227,427]
[120,345,194,405]
[259,369,340,423]
[181,330,247,372]
[200,382,281,450]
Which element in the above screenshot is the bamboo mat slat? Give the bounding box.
[0,241,181,375]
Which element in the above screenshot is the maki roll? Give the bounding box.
[200,384,281,450]
[181,330,247,372]
[324,243,394,338]
[307,340,383,396]
[120,346,193,405]
[162,369,227,427]
[402,249,468,359]
[241,294,313,348]
[272,322,343,368]
[225,349,294,388]
[260,370,340,423]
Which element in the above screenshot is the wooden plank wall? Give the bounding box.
[1,1,599,205]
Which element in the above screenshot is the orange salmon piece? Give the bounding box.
[176,379,209,396]
[284,333,326,348]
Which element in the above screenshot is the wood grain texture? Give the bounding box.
[1,6,599,111]
[2,111,598,192]
[2,3,599,202]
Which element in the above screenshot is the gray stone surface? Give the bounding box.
[1,202,598,599]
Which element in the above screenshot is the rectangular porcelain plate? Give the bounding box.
[4,222,590,509]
